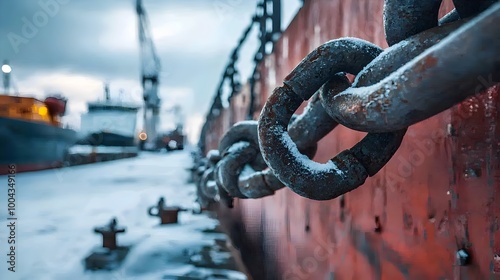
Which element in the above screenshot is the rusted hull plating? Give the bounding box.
[203,0,500,279]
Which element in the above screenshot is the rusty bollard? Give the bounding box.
[93,218,126,250]
[84,217,129,271]
[148,197,186,225]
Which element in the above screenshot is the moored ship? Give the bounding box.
[77,83,140,147]
[0,94,78,174]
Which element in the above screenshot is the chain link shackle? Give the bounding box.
[196,150,221,208]
[257,39,410,200]
[215,74,358,200]
[324,2,499,132]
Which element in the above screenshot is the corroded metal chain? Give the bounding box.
[257,0,499,200]
[194,74,352,205]
[326,3,499,132]
[196,0,499,204]
[213,84,341,202]
[258,38,407,200]
[194,150,220,208]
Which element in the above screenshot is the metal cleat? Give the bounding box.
[84,218,129,271]
[93,217,126,250]
[148,197,187,225]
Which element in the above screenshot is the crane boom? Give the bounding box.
[136,0,161,150]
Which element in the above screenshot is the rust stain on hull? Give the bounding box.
[204,0,500,279]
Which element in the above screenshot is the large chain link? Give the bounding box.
[258,38,410,200]
[194,0,499,205]
[325,4,499,132]
[214,75,351,201]
[195,150,220,208]
[194,74,351,205]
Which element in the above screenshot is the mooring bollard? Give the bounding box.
[84,217,129,271]
[93,218,126,250]
[148,197,187,225]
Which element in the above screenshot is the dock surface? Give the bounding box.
[0,151,247,280]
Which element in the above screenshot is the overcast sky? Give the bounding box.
[0,0,301,143]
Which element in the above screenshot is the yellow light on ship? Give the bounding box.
[38,106,48,116]
[1,64,11,74]
[139,132,147,141]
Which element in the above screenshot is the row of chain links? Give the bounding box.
[192,0,499,206]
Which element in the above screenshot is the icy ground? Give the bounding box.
[0,150,247,280]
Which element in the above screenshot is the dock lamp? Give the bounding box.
[2,60,11,94]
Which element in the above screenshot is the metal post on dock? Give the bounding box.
[93,218,126,250]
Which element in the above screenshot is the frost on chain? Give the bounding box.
[278,128,345,177]
[234,120,258,126]
[239,164,256,179]
[226,141,250,154]
[207,149,220,159]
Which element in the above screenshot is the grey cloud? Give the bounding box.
[0,0,300,137]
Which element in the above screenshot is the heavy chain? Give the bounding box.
[194,74,350,205]
[194,0,499,204]
[257,0,498,200]
[319,18,469,131]
[212,79,341,200]
[325,5,499,132]
[194,150,220,208]
[258,38,408,200]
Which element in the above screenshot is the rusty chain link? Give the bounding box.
[195,150,220,208]
[194,0,499,204]
[325,4,499,132]
[258,38,407,200]
[193,74,353,204]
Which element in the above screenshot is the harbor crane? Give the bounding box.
[136,0,161,150]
